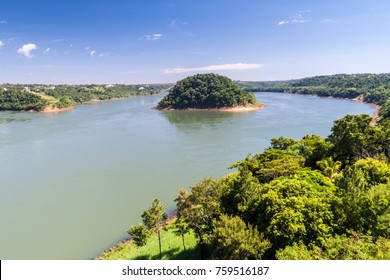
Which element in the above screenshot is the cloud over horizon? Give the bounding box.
[17,43,37,58]
[164,63,264,74]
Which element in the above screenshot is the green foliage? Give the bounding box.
[181,179,226,237]
[0,83,171,111]
[174,188,191,218]
[119,112,390,260]
[256,175,336,251]
[334,158,390,235]
[0,88,48,111]
[127,223,150,247]
[238,73,390,121]
[55,96,74,109]
[294,135,333,168]
[209,214,271,259]
[139,199,167,259]
[270,137,297,150]
[354,158,390,187]
[328,114,390,163]
[99,223,199,260]
[276,235,390,260]
[316,157,342,181]
[156,73,258,109]
[232,149,305,184]
[172,218,190,251]
[141,199,166,232]
[275,242,316,260]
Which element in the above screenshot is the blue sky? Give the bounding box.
[1,0,390,84]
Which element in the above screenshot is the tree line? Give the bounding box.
[237,73,390,122]
[129,113,390,259]
[0,83,171,111]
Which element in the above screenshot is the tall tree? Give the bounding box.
[141,199,167,259]
[328,114,375,163]
[127,223,150,247]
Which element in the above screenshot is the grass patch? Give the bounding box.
[96,223,200,260]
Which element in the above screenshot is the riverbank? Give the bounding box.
[348,96,380,126]
[42,105,75,113]
[154,104,266,112]
[95,220,199,260]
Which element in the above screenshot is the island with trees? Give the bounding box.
[154,73,263,111]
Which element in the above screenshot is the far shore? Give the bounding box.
[154,104,266,112]
[42,106,75,113]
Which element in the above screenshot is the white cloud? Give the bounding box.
[144,34,162,41]
[291,14,309,24]
[17,43,37,58]
[164,63,264,74]
[278,20,289,25]
[43,47,51,54]
[0,40,4,48]
[278,14,310,26]
[90,50,96,57]
[168,19,188,29]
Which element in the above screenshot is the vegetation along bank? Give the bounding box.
[99,73,390,260]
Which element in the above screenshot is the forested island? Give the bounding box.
[98,73,390,260]
[154,73,262,111]
[0,83,171,112]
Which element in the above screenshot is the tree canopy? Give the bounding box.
[154,114,390,260]
[155,73,259,110]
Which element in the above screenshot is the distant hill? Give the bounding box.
[237,73,390,122]
[155,73,260,110]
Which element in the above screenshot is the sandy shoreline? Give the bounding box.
[318,95,381,126]
[351,96,381,126]
[42,106,75,113]
[154,104,266,112]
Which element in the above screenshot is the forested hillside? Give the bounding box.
[0,84,171,111]
[238,73,390,121]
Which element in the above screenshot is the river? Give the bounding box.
[0,92,374,259]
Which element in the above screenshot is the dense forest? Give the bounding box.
[238,73,390,121]
[125,114,390,260]
[122,73,390,260]
[155,73,259,110]
[0,83,171,111]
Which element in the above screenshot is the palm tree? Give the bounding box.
[316,157,342,181]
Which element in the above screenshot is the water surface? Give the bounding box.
[0,92,374,259]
